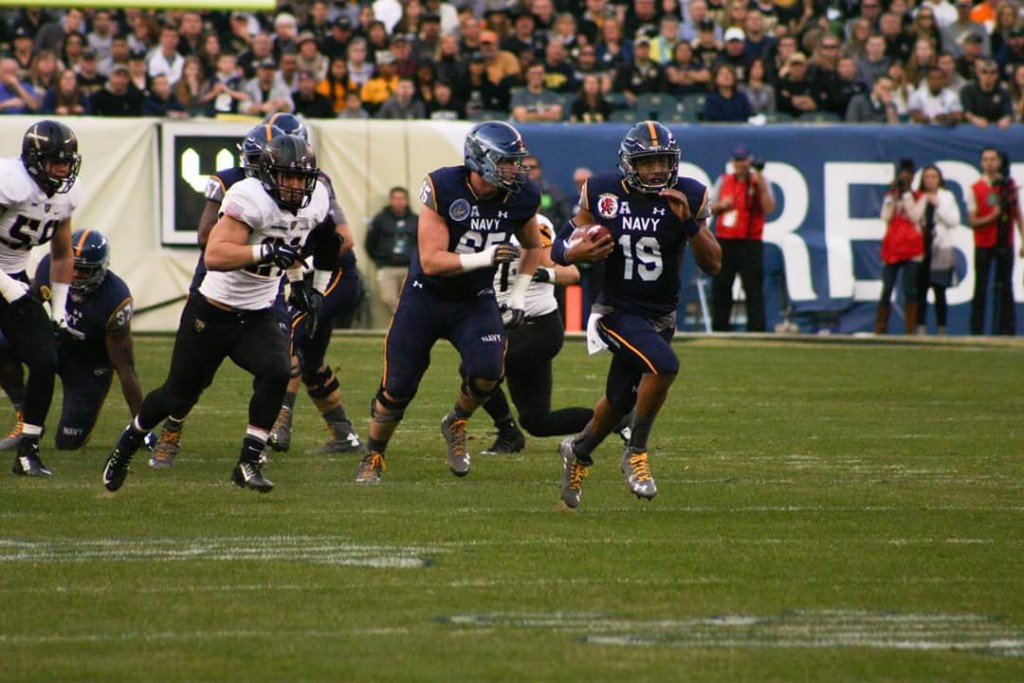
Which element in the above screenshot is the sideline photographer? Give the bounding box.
[876,158,923,335]
[710,145,776,332]
[967,147,1024,335]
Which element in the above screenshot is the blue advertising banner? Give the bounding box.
[519,124,1024,335]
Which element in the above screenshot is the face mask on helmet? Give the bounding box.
[258,135,318,211]
[618,122,680,194]
[70,230,110,294]
[22,121,82,195]
[464,122,529,193]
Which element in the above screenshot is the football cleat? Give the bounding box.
[231,461,274,493]
[11,439,51,477]
[308,420,364,455]
[354,450,386,484]
[481,426,526,455]
[621,447,657,500]
[0,409,24,451]
[558,437,590,509]
[440,412,471,477]
[148,425,182,469]
[102,447,134,491]
[267,406,292,452]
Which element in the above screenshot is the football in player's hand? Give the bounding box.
[569,223,612,246]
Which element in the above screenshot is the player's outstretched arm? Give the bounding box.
[196,200,221,249]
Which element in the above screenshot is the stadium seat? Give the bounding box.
[468,109,510,122]
[608,109,638,123]
[679,93,708,117]
[763,112,794,123]
[798,111,842,124]
[635,93,671,119]
[666,110,699,124]
[605,92,630,109]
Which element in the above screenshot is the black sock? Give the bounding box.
[628,414,654,452]
[118,422,147,452]
[239,436,265,464]
[452,402,472,420]
[367,437,388,454]
[282,391,297,411]
[571,426,600,465]
[164,416,184,432]
[323,405,350,424]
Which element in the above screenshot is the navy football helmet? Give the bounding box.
[618,121,680,194]
[258,135,318,211]
[264,113,308,142]
[464,121,529,193]
[70,229,110,294]
[240,123,286,177]
[22,120,82,195]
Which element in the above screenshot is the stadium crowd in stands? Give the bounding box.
[1,1,1022,126]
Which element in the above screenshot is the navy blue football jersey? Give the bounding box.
[581,172,709,318]
[409,165,541,299]
[36,255,133,367]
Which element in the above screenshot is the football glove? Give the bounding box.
[260,242,303,269]
[499,303,526,330]
[289,280,323,336]
[491,242,521,266]
[531,267,555,284]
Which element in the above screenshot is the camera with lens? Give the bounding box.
[751,158,766,172]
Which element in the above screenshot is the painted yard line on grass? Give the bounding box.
[440,610,1024,657]
[0,537,439,568]
[0,628,410,646]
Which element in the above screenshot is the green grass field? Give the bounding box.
[2,335,1023,682]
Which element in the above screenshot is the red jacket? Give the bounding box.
[971,178,1017,248]
[881,191,924,264]
[715,173,766,240]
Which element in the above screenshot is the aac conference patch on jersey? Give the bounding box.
[597,193,619,219]
[449,198,471,222]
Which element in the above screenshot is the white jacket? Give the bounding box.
[909,187,960,271]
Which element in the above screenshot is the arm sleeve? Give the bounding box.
[550,220,577,266]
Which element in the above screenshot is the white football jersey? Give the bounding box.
[493,217,558,319]
[200,177,330,310]
[0,157,80,275]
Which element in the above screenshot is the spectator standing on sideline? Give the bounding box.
[909,165,961,335]
[709,145,775,332]
[876,159,924,335]
[967,148,1024,335]
[365,187,418,314]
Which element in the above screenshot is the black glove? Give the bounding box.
[531,267,554,284]
[499,303,526,330]
[261,242,303,269]
[289,280,324,336]
[491,242,521,266]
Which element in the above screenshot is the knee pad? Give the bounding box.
[304,365,339,399]
[371,387,410,423]
[462,377,499,403]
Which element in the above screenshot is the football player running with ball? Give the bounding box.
[103,135,340,493]
[551,121,721,508]
[354,121,544,484]
[0,120,82,477]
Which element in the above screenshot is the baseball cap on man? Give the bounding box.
[732,145,752,160]
[724,27,745,42]
[480,30,499,44]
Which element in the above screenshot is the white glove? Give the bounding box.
[0,271,29,304]
[49,282,82,340]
